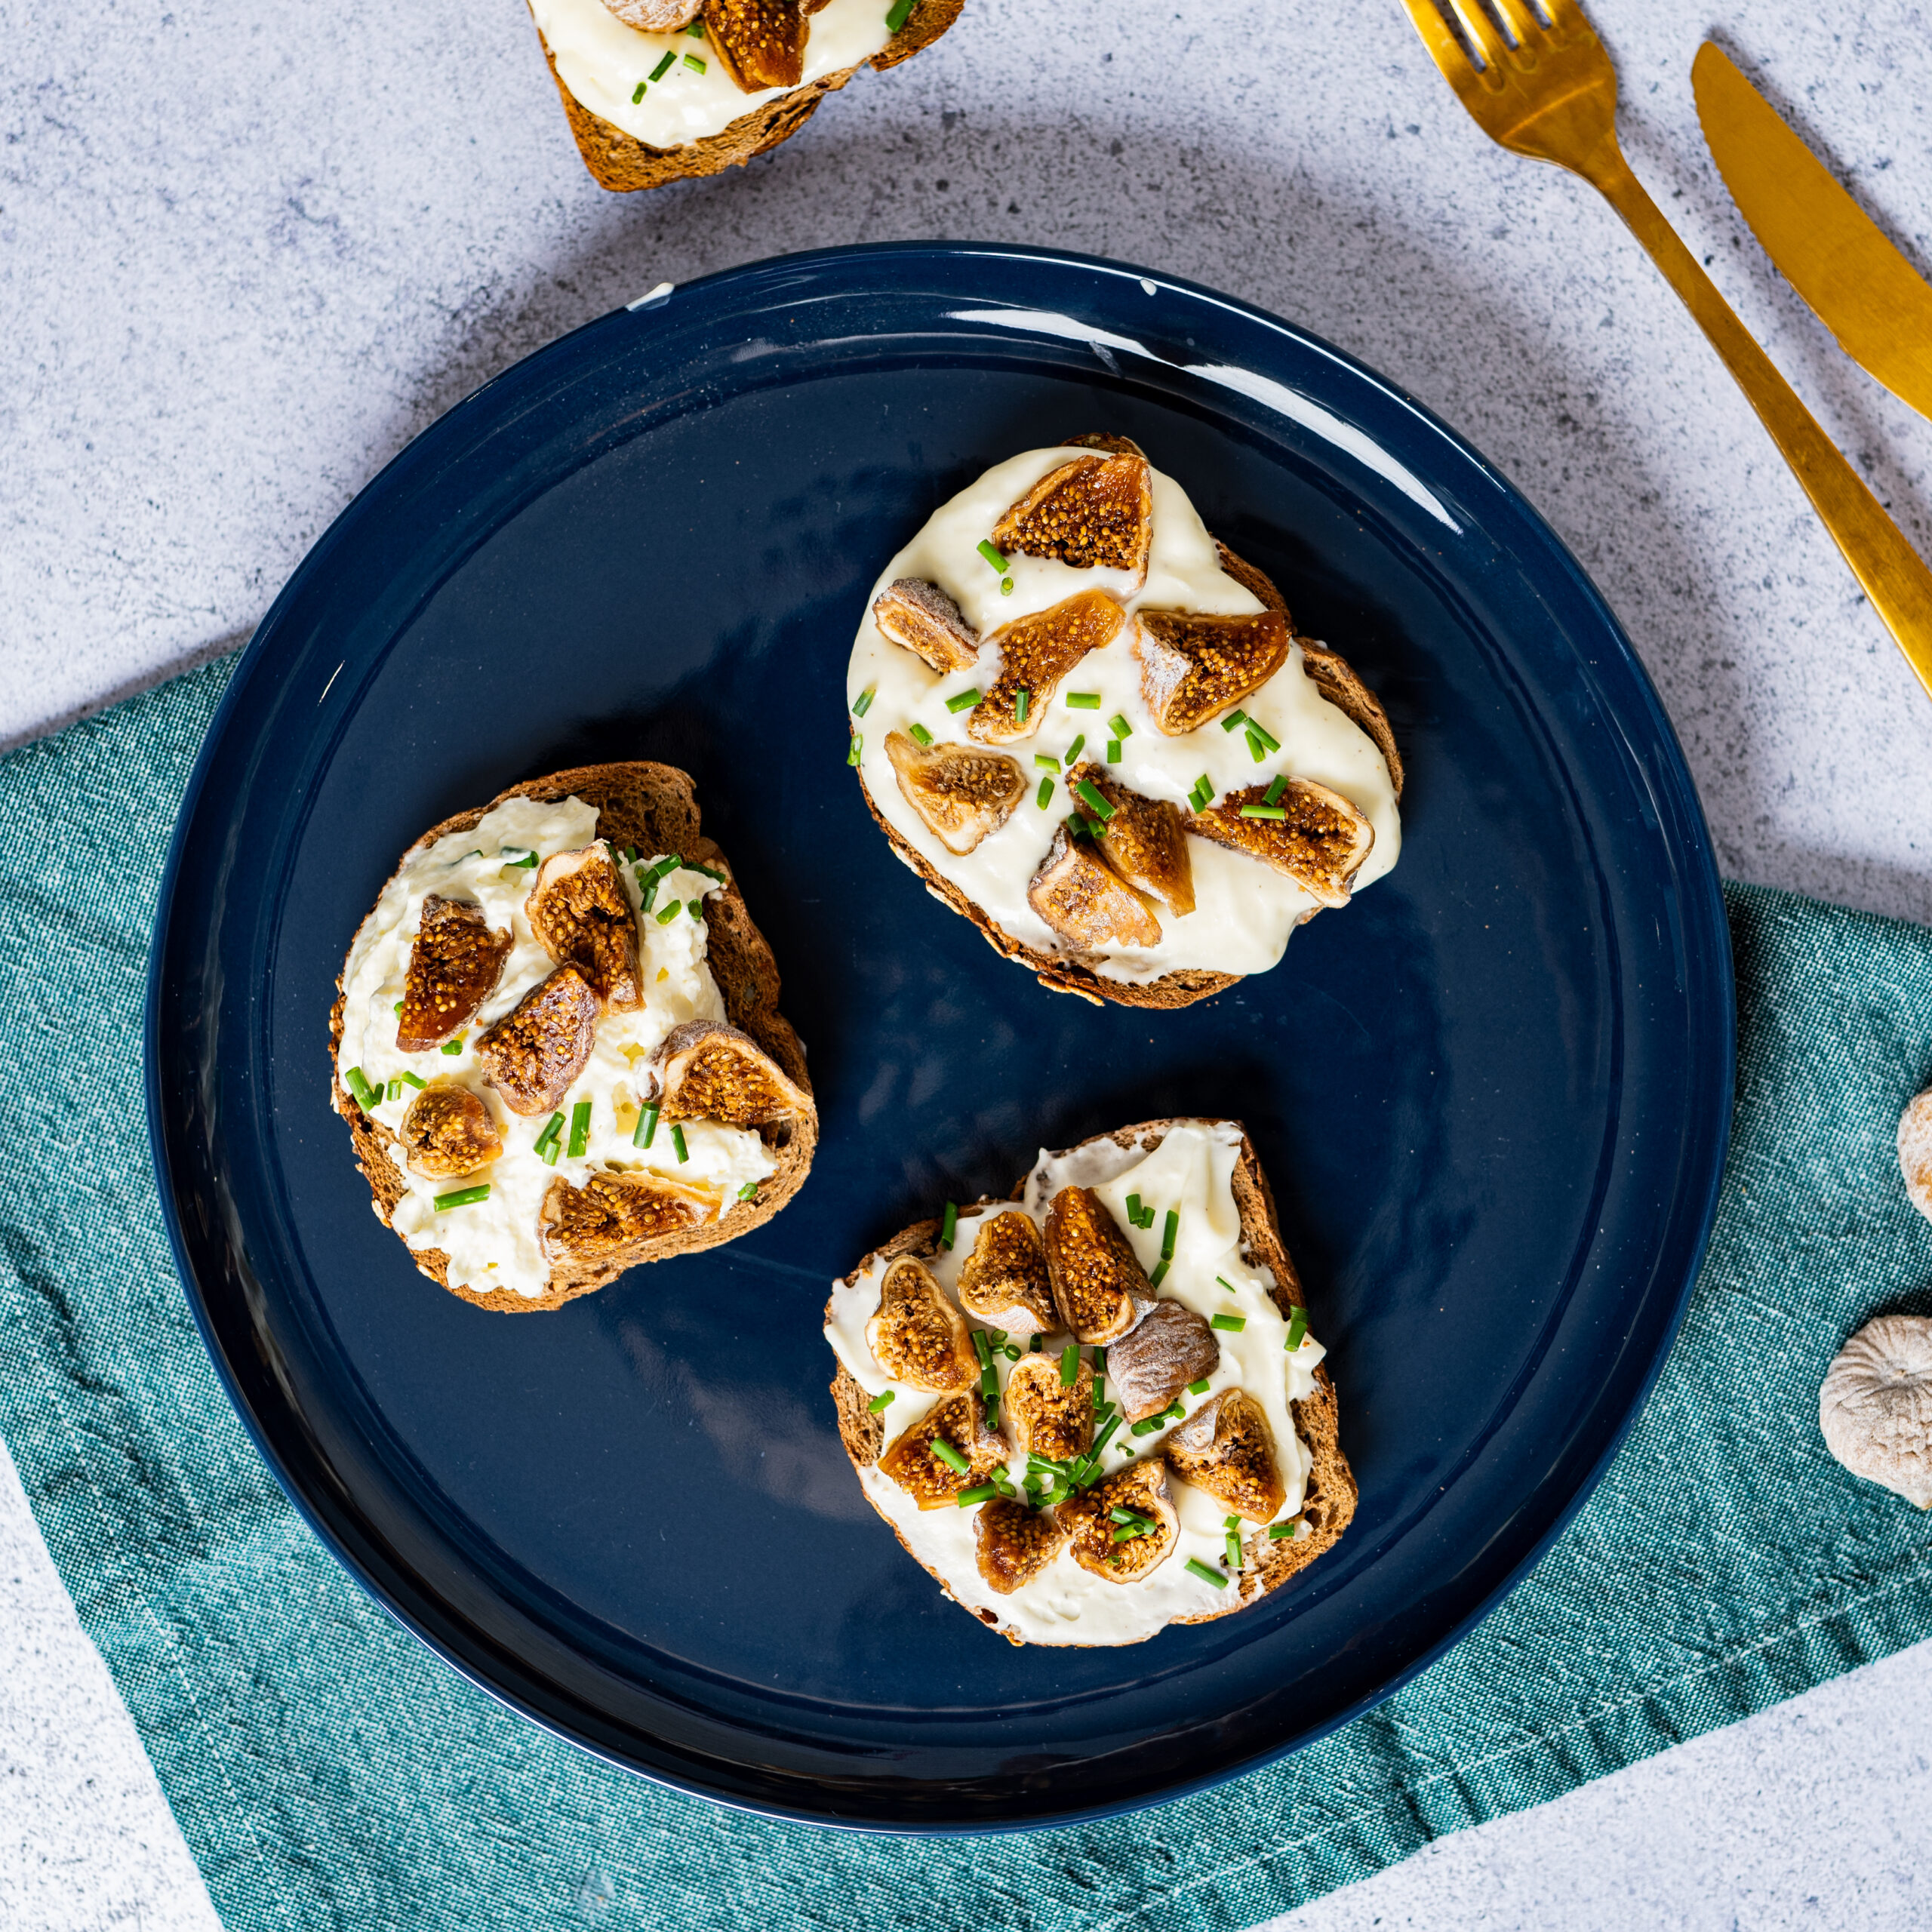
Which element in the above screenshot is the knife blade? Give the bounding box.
[1693,42,1932,424]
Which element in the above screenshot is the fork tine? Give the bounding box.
[1396,0,1477,81]
[1441,0,1512,71]
[1484,0,1543,43]
[1535,0,1593,35]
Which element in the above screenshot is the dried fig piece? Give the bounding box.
[474,964,599,1116]
[1189,780,1374,909]
[884,732,1025,857]
[1027,823,1161,952]
[975,1499,1068,1595]
[1002,1352,1095,1461]
[540,1169,716,1261]
[395,895,512,1052]
[525,841,642,1011]
[968,590,1126,743]
[1106,1300,1220,1423]
[1134,609,1292,735]
[703,0,806,91]
[598,0,702,25]
[1060,1460,1178,1583]
[872,578,979,675]
[646,1020,809,1125]
[955,1211,1057,1335]
[1163,1389,1284,1521]
[1066,762,1195,916]
[992,454,1152,580]
[1044,1187,1152,1343]
[398,1085,503,1180]
[877,1392,1008,1509]
[1064,432,1147,459]
[865,1257,975,1392]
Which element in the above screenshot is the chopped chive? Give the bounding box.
[1014,687,1029,721]
[534,1110,564,1147]
[1187,1378,1211,1395]
[434,1184,491,1210]
[1129,1415,1162,1437]
[656,853,685,876]
[656,900,682,923]
[977,539,1008,571]
[1217,1275,1238,1294]
[1269,1519,1301,1540]
[639,872,660,912]
[1149,1260,1170,1288]
[1034,752,1060,772]
[1211,1313,1247,1333]
[1094,1346,1106,1377]
[540,1134,561,1167]
[847,733,862,768]
[868,1389,894,1414]
[1286,1306,1309,1350]
[945,688,982,713]
[1186,1558,1229,1588]
[1247,718,1281,753]
[908,722,934,747]
[649,50,675,78]
[623,846,638,863]
[345,1066,380,1112]
[634,1103,659,1149]
[682,52,706,72]
[1109,1506,1152,1526]
[1091,1414,1121,1457]
[1035,776,1054,809]
[1030,1334,1043,1352]
[1072,779,1115,820]
[1263,774,1289,805]
[1106,740,1121,763]
[685,860,727,884]
[885,0,916,27]
[393,1000,404,1014]
[1110,1524,1143,1543]
[1226,1527,1244,1568]
[736,1181,758,1201]
[1059,1343,1078,1388]
[930,1438,971,1474]
[1126,1192,1143,1223]
[386,1077,404,1101]
[1240,804,1287,820]
[441,1036,463,1056]
[399,1071,426,1091]
[1107,714,1133,740]
[1247,729,1267,763]
[1221,709,1248,733]
[853,685,876,717]
[940,1200,958,1250]
[632,80,646,102]
[683,17,705,32]
[957,1483,999,1507]
[1190,777,1214,812]
[973,1330,993,1367]
[689,899,703,922]
[1161,1208,1178,1260]
[671,1124,689,1164]
[568,1101,592,1159]
[1066,733,1085,763]
[1065,691,1101,709]
[1001,577,1014,595]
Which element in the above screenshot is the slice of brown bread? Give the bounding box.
[826,1119,1357,1644]
[533,0,963,192]
[856,517,1401,1009]
[330,762,816,1312]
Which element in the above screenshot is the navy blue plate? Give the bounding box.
[146,242,1733,1831]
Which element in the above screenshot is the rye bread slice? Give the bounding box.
[533,0,962,192]
[855,534,1401,1010]
[329,761,816,1313]
[826,1119,1358,1644]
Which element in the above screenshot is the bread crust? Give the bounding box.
[826,1121,1357,1643]
[857,538,1399,1008]
[329,761,816,1312]
[533,0,963,192]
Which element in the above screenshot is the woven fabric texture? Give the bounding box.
[2,657,1930,1931]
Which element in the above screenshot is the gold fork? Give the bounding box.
[1399,0,1932,702]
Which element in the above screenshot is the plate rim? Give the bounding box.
[144,237,1737,1833]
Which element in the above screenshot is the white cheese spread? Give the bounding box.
[337,795,775,1300]
[824,1122,1330,1647]
[528,0,894,150]
[847,447,1403,984]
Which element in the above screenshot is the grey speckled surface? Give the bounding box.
[4,1,1931,1925]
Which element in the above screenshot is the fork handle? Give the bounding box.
[1586,152,1932,700]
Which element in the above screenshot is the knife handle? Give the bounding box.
[1583,151,1932,702]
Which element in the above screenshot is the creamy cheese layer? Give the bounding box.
[337,795,775,1300]
[824,1123,1329,1647]
[529,0,893,149]
[847,447,1403,984]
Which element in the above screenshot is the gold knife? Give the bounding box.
[1694,42,1932,424]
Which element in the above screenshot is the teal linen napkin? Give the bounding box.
[4,657,1931,1932]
